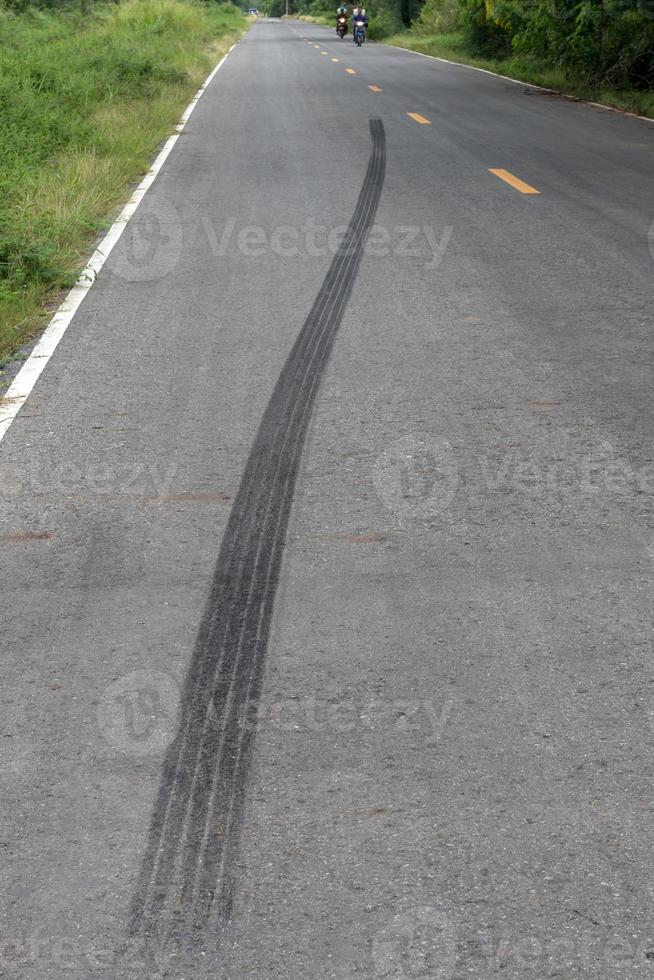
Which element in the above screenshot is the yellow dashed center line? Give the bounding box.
[321,50,328,54]
[489,169,541,194]
[331,57,339,62]
[407,112,431,125]
[368,85,382,92]
[345,68,357,74]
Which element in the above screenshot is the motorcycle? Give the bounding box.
[354,18,366,45]
[336,15,347,37]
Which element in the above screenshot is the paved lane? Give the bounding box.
[1,17,654,978]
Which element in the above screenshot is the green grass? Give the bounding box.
[0,0,247,361]
[292,12,332,26]
[385,31,654,120]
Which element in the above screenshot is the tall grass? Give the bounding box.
[0,0,246,361]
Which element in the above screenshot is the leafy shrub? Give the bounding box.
[368,8,401,36]
[399,0,654,88]
[414,0,461,33]
[473,0,654,83]
[459,0,510,54]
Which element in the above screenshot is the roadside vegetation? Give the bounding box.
[277,0,654,118]
[0,0,246,362]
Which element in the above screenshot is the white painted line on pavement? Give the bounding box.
[0,44,239,446]
[304,20,654,124]
[387,43,654,125]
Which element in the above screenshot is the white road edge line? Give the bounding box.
[0,43,239,447]
[387,43,654,125]
[292,21,654,124]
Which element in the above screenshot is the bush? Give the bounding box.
[414,0,460,33]
[368,8,401,36]
[466,0,654,84]
[399,0,654,89]
[459,0,510,54]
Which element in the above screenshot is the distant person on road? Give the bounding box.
[352,5,367,40]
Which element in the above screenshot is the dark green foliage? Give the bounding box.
[459,0,510,53]
[320,0,654,88]
[414,0,461,34]
[451,0,654,84]
[0,240,64,288]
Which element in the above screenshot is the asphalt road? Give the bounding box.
[1,17,654,979]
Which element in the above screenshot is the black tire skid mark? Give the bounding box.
[129,118,387,942]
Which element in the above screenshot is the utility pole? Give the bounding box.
[286,0,289,14]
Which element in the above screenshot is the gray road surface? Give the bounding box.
[1,18,654,978]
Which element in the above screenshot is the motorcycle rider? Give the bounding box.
[336,3,347,34]
[352,5,367,41]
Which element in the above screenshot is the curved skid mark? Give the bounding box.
[129,118,387,943]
